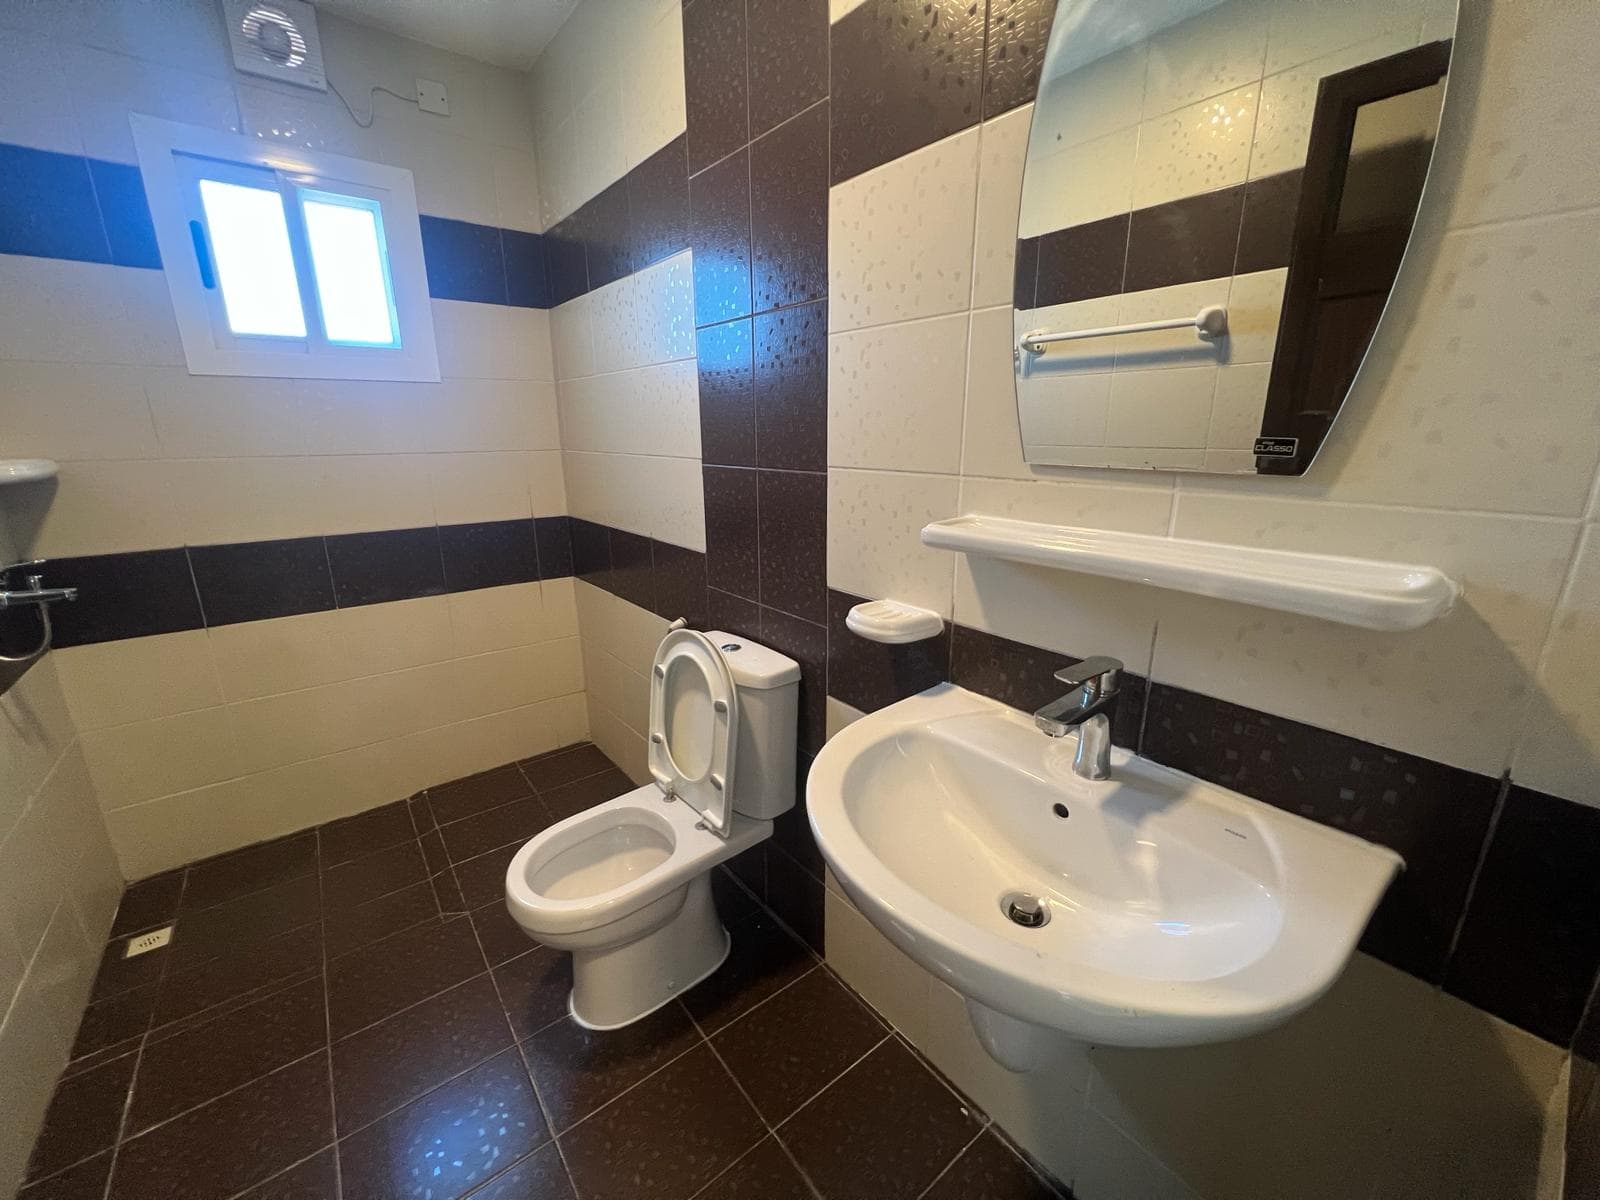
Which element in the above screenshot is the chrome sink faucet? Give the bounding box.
[1033,656,1123,781]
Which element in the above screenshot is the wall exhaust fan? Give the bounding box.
[222,0,327,91]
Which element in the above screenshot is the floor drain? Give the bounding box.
[1000,892,1050,928]
[124,926,173,958]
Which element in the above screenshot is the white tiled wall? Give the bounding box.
[525,0,687,227]
[0,651,121,1199]
[0,5,584,874]
[53,579,588,879]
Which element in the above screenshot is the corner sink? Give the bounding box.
[807,685,1401,1065]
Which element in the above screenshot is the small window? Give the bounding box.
[132,116,438,382]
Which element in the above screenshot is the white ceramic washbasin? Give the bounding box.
[807,685,1402,1065]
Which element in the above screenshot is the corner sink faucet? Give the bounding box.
[1034,656,1123,781]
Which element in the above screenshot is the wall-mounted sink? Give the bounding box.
[807,685,1402,1068]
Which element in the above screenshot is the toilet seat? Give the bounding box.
[648,629,738,835]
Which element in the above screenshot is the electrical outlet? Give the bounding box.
[417,78,449,116]
[125,927,173,958]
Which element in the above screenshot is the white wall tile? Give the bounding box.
[828,315,970,473]
[1143,0,1272,119]
[7,459,181,557]
[1131,84,1259,211]
[1113,280,1232,370]
[428,451,537,524]
[550,294,596,382]
[829,127,981,332]
[1105,366,1218,450]
[828,469,960,617]
[492,145,543,233]
[0,258,175,366]
[52,631,221,730]
[1513,524,1600,804]
[1020,127,1138,238]
[528,449,569,515]
[432,301,556,381]
[1264,0,1439,76]
[64,43,240,163]
[81,706,239,810]
[961,306,1034,482]
[621,0,687,171]
[0,363,160,461]
[1206,363,1272,451]
[972,104,1033,306]
[1034,45,1148,150]
[1157,492,1578,775]
[0,29,81,153]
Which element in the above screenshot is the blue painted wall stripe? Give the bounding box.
[0,140,550,309]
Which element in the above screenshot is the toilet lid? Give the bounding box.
[648,629,738,836]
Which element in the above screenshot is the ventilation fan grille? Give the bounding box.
[223,0,327,92]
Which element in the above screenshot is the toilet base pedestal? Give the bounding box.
[568,873,730,1030]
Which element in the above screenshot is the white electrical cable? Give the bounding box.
[326,78,419,128]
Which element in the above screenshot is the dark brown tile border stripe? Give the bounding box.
[1016,168,1305,311]
[823,587,1600,1047]
[36,516,577,649]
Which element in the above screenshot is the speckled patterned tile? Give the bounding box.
[698,317,758,467]
[24,1052,136,1184]
[754,301,827,472]
[779,1038,983,1200]
[321,840,429,909]
[751,100,829,314]
[108,870,182,937]
[695,1137,814,1200]
[922,1129,1065,1200]
[703,466,761,602]
[461,1142,574,1200]
[492,944,574,1041]
[755,470,827,624]
[180,832,318,912]
[316,799,416,867]
[983,0,1058,118]
[337,1048,548,1200]
[518,743,614,792]
[333,973,513,1133]
[522,1002,702,1131]
[755,606,827,756]
[559,1044,764,1200]
[827,588,951,714]
[470,899,535,967]
[711,966,885,1122]
[17,1151,112,1200]
[327,916,485,1038]
[830,0,987,184]
[690,148,754,328]
[235,1149,340,1200]
[428,765,536,826]
[684,0,748,175]
[109,1053,333,1200]
[747,0,827,139]
[680,909,815,1034]
[129,977,326,1134]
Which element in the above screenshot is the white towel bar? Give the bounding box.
[1020,305,1228,355]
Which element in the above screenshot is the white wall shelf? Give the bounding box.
[0,459,58,485]
[922,515,1460,632]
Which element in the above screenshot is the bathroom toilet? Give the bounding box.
[504,629,799,1029]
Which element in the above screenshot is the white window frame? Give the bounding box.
[131,114,440,382]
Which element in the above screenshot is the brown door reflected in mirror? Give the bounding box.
[1258,41,1451,474]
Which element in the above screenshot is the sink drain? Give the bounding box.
[1000,891,1050,928]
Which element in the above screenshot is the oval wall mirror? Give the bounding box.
[1013,0,1458,475]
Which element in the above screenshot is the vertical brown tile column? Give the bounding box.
[686,0,830,951]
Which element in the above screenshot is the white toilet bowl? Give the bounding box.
[504,630,799,1029]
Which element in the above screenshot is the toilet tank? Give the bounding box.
[706,631,800,820]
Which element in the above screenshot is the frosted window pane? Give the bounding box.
[300,190,400,348]
[197,179,306,338]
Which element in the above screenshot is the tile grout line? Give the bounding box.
[314,827,345,1200]
[542,1005,711,1139]
[765,1030,893,1139]
[910,1125,989,1200]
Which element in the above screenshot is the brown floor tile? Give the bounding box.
[471,899,535,966]
[109,871,183,937]
[327,915,485,1038]
[711,867,760,923]
[24,1052,136,1183]
[695,1137,814,1200]
[128,977,327,1135]
[109,1053,333,1200]
[181,832,318,912]
[711,966,885,1123]
[428,764,536,826]
[325,879,441,958]
[765,847,825,955]
[338,1047,549,1200]
[439,795,554,863]
[88,936,166,1003]
[922,1129,1063,1200]
[333,973,513,1133]
[779,1039,983,1200]
[171,873,322,965]
[680,909,814,1035]
[321,839,428,909]
[518,743,614,792]
[431,864,470,914]
[17,1150,112,1200]
[70,982,156,1061]
[559,1044,764,1200]
[235,1148,340,1199]
[541,768,637,823]
[522,1002,701,1132]
[407,793,434,833]
[455,842,522,908]
[492,945,573,1041]
[318,800,417,867]
[461,1142,574,1200]
[151,923,322,1030]
[419,825,451,875]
